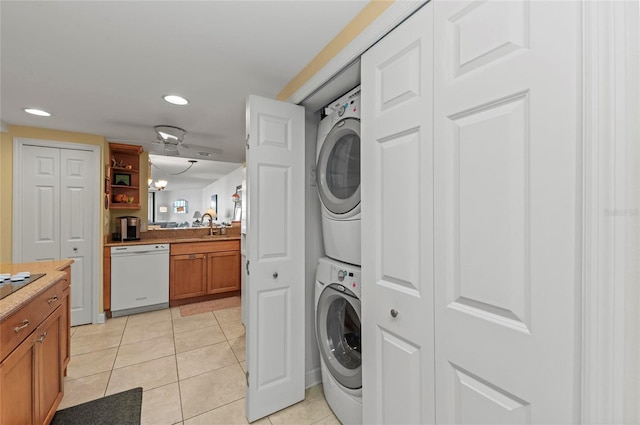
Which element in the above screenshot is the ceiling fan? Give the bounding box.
[151,125,223,157]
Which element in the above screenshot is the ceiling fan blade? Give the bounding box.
[181,143,223,156]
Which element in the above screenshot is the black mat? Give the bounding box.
[51,387,142,425]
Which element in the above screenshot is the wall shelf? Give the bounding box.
[108,143,143,210]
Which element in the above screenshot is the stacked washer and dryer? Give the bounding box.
[314,86,362,425]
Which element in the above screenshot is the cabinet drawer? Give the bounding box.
[1,277,69,361]
[171,240,239,256]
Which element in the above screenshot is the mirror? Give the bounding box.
[173,199,188,214]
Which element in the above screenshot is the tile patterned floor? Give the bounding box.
[61,306,340,425]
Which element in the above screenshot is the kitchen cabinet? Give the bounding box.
[0,274,69,425]
[170,240,240,305]
[108,142,143,210]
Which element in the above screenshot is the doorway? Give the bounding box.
[13,138,101,326]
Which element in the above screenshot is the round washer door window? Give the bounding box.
[317,118,361,214]
[316,284,361,389]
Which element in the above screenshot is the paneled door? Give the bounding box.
[363,0,582,423]
[17,141,96,326]
[433,0,581,423]
[361,3,435,424]
[245,95,305,422]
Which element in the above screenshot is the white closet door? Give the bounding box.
[433,1,581,423]
[18,142,96,326]
[245,95,305,422]
[361,3,435,424]
[60,148,94,325]
[21,145,61,261]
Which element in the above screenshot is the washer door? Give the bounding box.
[317,118,361,215]
[316,283,361,389]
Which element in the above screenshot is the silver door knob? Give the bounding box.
[390,309,399,318]
[273,272,278,279]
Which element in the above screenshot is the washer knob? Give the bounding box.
[337,270,345,282]
[338,105,346,117]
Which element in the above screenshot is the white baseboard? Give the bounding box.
[305,367,322,389]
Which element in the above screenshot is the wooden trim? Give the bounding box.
[103,246,111,311]
[169,291,240,308]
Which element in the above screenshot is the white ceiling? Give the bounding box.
[1,1,368,186]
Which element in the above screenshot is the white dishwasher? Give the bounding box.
[111,244,169,317]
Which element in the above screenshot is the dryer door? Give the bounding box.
[316,283,362,389]
[317,118,361,215]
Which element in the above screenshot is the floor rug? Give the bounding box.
[180,296,241,317]
[51,387,142,425]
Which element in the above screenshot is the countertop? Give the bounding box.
[105,235,241,247]
[0,259,74,321]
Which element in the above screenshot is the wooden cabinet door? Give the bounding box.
[170,253,207,300]
[37,305,64,425]
[206,251,241,295]
[0,332,36,425]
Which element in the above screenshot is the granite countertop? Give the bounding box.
[0,259,74,321]
[105,235,241,247]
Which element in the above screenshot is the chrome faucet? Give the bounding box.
[201,213,216,235]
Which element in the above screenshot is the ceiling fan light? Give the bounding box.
[158,131,178,141]
[154,125,186,143]
[155,180,168,190]
[163,95,189,106]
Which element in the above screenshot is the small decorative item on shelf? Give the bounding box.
[114,173,131,186]
[127,196,134,204]
[125,164,133,170]
[113,194,127,203]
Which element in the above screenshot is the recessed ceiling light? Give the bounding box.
[24,108,51,117]
[163,95,189,106]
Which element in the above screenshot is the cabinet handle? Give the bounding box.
[390,309,399,318]
[35,331,48,343]
[14,319,30,333]
[273,272,278,279]
[48,295,59,305]
[189,254,196,260]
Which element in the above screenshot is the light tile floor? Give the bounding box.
[61,306,341,425]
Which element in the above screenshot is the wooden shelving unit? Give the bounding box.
[108,143,143,210]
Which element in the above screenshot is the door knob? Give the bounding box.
[273,272,278,279]
[390,309,399,318]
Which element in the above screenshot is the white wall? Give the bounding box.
[304,108,324,387]
[154,188,205,225]
[201,165,245,223]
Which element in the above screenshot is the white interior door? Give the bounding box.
[361,4,435,424]
[60,148,94,325]
[433,1,581,423]
[21,145,61,262]
[16,141,96,326]
[245,95,305,422]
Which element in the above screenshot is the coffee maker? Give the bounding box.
[114,216,141,241]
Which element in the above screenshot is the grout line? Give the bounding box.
[104,315,128,397]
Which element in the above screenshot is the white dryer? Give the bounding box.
[315,256,362,425]
[316,86,361,266]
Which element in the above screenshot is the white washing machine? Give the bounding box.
[316,86,361,266]
[315,256,362,425]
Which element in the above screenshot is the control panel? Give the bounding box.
[332,263,360,298]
